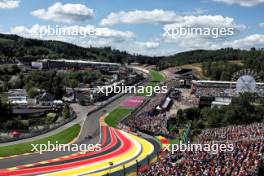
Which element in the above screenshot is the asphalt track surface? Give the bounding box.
[0,126,136,175]
[0,94,132,169]
[27,127,120,168]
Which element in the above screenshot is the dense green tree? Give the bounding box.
[27,87,39,98]
[183,108,200,121]
[63,104,71,119]
[186,93,264,129]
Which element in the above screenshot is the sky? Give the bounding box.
[0,0,264,56]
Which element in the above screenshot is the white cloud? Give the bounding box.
[192,8,208,15]
[9,25,264,56]
[0,0,19,9]
[31,2,95,23]
[159,33,264,56]
[259,22,264,28]
[95,28,134,41]
[10,24,134,42]
[100,9,180,26]
[162,15,246,41]
[164,15,240,29]
[10,25,264,56]
[162,35,220,52]
[100,9,246,36]
[180,8,208,16]
[212,0,264,7]
[223,34,264,48]
[105,8,208,25]
[136,41,160,49]
[99,9,249,56]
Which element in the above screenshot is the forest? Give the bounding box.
[1,33,264,70]
[176,93,264,133]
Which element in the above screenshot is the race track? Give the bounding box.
[0,95,160,176]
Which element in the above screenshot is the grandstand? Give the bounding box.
[139,123,264,176]
[31,59,121,71]
[122,84,176,137]
[192,80,264,98]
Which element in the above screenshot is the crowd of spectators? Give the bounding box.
[125,112,170,136]
[192,86,264,98]
[142,93,167,113]
[193,87,234,97]
[179,94,199,107]
[139,123,264,176]
[123,91,175,136]
[198,123,264,142]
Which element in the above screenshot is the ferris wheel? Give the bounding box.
[232,69,260,94]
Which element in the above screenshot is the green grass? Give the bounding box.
[149,70,165,82]
[0,38,14,44]
[0,124,80,157]
[136,82,157,96]
[104,69,164,130]
[104,70,164,127]
[169,138,180,144]
[168,128,183,145]
[0,92,8,103]
[104,108,133,128]
[136,70,165,96]
[169,126,190,145]
[168,123,177,132]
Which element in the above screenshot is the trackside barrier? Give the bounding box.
[0,107,77,143]
[182,122,191,144]
[87,78,148,117]
[102,137,161,176]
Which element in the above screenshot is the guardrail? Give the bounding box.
[103,137,161,176]
[182,122,191,144]
[0,108,77,143]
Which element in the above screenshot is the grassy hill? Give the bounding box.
[180,60,244,80]
[181,63,209,80]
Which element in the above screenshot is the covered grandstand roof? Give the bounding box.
[161,97,172,109]
[41,59,121,66]
[192,80,264,85]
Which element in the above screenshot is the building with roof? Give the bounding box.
[8,89,28,106]
[173,68,195,87]
[161,97,173,110]
[31,59,121,72]
[36,92,54,106]
[192,80,264,98]
[192,80,264,108]
[211,97,232,108]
